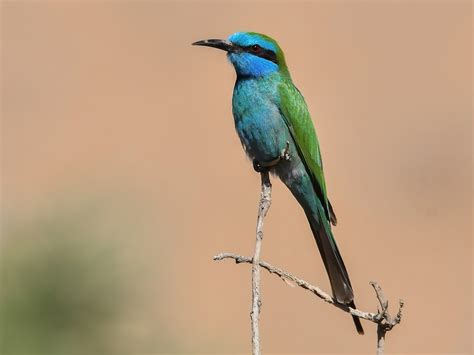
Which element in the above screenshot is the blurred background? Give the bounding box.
[1,1,472,354]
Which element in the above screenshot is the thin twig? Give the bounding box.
[214,144,402,354]
[250,171,272,355]
[369,282,404,355]
[213,252,404,353]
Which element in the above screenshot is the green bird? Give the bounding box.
[193,32,364,334]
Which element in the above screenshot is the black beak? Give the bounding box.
[192,39,235,52]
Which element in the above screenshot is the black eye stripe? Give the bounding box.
[239,45,278,64]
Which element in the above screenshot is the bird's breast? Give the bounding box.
[232,78,290,162]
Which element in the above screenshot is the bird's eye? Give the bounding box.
[251,44,260,51]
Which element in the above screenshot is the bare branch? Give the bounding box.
[213,253,404,354]
[214,155,403,354]
[369,282,404,354]
[250,171,272,355]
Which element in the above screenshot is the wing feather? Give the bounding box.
[279,79,337,225]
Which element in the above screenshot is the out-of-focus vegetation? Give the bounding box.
[0,206,128,354]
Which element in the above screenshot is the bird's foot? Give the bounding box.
[252,159,268,173]
[253,141,292,173]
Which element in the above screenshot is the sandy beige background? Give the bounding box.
[1,1,472,354]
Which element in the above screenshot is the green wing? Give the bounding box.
[279,79,337,225]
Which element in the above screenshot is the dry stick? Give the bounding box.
[213,252,404,354]
[369,281,404,355]
[216,150,403,354]
[250,171,272,355]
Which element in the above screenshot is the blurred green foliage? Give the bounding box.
[0,207,126,355]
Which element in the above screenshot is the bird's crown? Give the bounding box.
[227,32,290,77]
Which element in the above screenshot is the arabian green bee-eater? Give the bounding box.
[193,32,364,335]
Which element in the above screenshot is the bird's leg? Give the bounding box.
[252,141,291,173]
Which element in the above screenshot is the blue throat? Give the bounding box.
[227,52,278,78]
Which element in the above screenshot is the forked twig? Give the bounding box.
[214,253,403,353]
[214,169,403,354]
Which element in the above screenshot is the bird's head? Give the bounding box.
[193,32,289,78]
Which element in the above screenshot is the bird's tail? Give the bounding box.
[306,205,364,335]
[347,300,364,335]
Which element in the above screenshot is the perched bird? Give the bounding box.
[193,32,364,335]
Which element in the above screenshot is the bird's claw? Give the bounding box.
[253,142,292,173]
[253,159,268,173]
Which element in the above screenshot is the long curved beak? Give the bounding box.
[192,39,235,52]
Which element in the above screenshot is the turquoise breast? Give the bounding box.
[232,75,290,162]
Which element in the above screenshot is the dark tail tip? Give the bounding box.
[348,301,364,335]
[352,315,364,335]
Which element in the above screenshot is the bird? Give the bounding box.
[193,32,364,335]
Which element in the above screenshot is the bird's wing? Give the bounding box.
[278,79,337,225]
